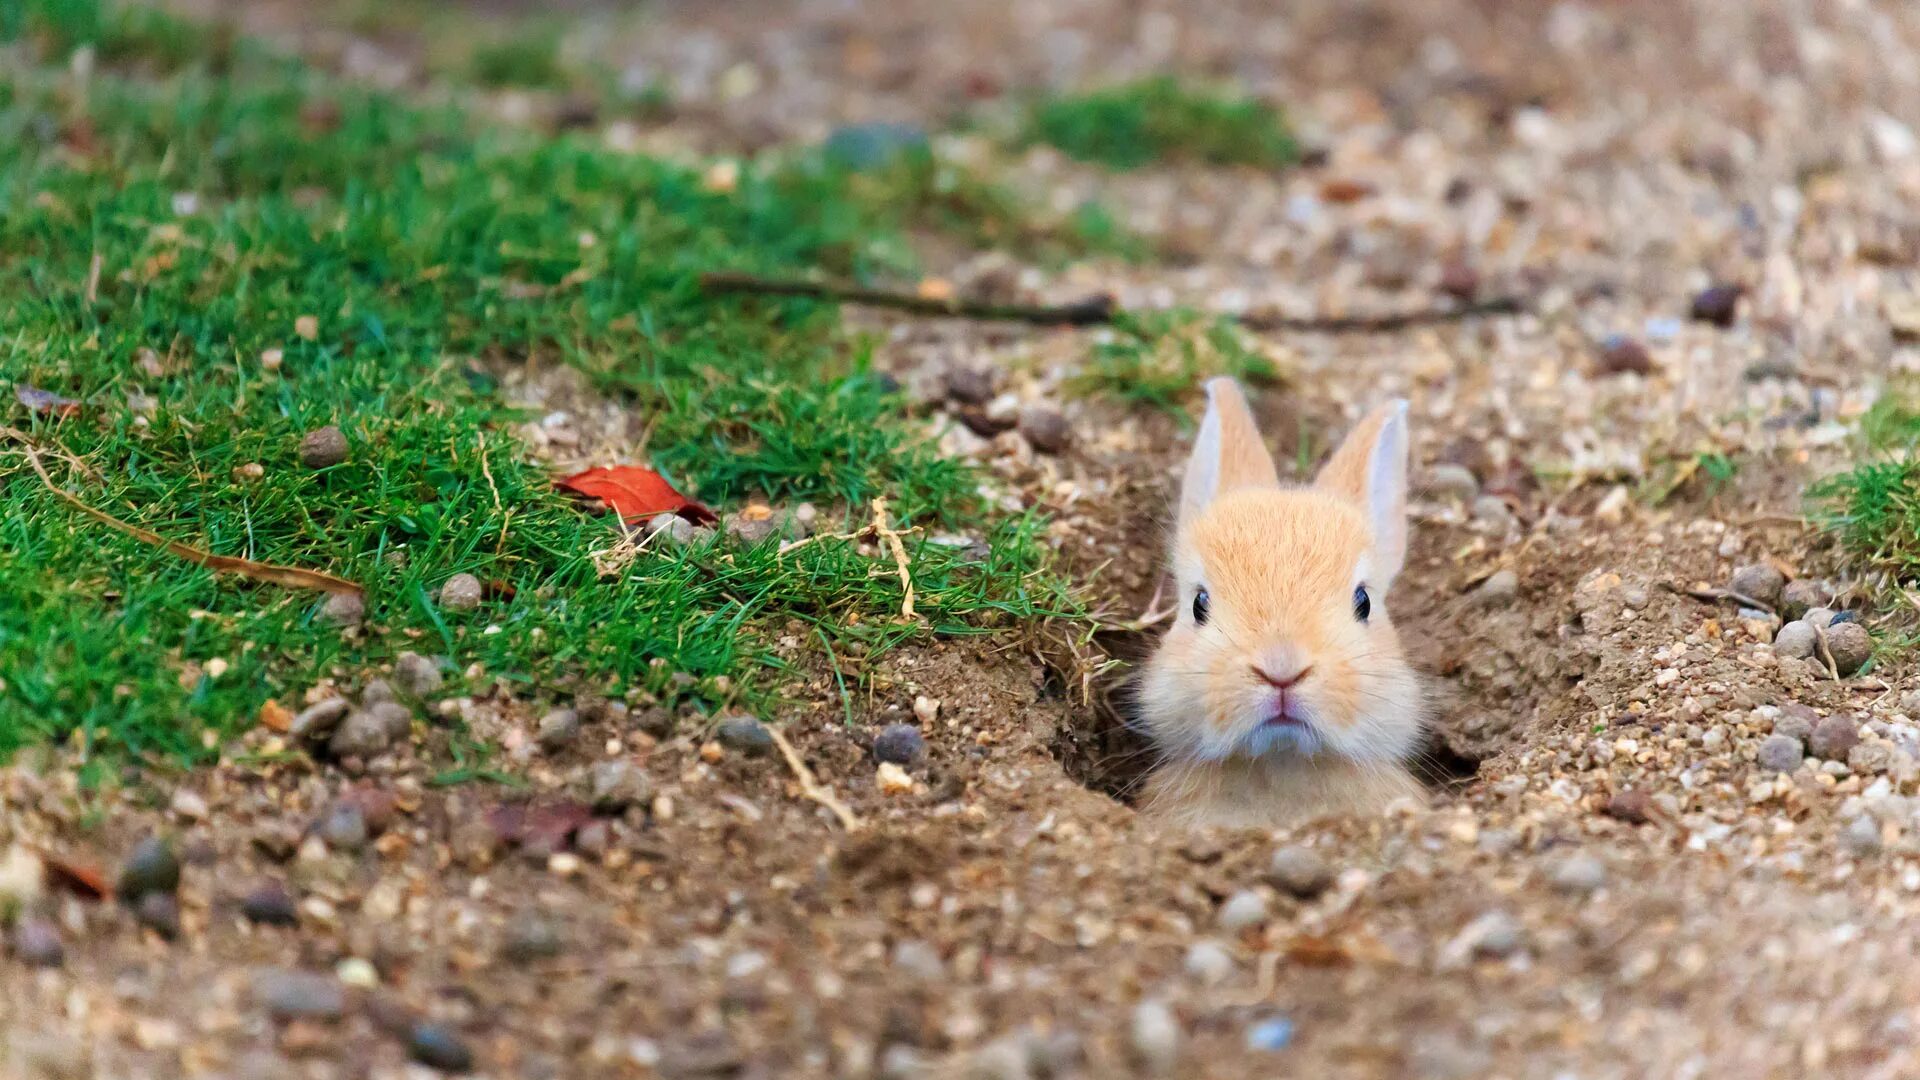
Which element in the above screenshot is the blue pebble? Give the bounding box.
[1644,316,1684,343]
[1246,1016,1295,1052]
[1830,610,1859,625]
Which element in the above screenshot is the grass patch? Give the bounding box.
[1068,311,1282,421]
[466,25,567,90]
[1812,392,1920,575]
[0,0,1085,760]
[1025,76,1299,170]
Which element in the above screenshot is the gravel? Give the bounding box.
[1825,622,1873,675]
[1596,335,1654,375]
[1548,852,1608,894]
[1772,704,1819,744]
[437,573,483,612]
[394,651,443,697]
[1728,564,1786,607]
[1217,889,1270,932]
[1267,846,1334,897]
[872,724,928,765]
[1604,789,1655,824]
[289,697,351,741]
[1771,621,1817,661]
[1129,1000,1181,1075]
[252,969,348,1022]
[1690,283,1746,327]
[1841,816,1884,855]
[319,591,365,627]
[1779,579,1832,621]
[318,802,369,852]
[1017,405,1072,453]
[1757,734,1805,773]
[118,836,181,900]
[1424,464,1480,502]
[501,913,564,962]
[716,714,774,757]
[297,425,349,469]
[11,918,64,967]
[537,708,581,753]
[409,1023,475,1072]
[134,892,181,940]
[1183,940,1235,984]
[328,709,394,759]
[241,881,300,926]
[589,760,654,811]
[1808,714,1861,761]
[944,367,995,406]
[1472,569,1520,605]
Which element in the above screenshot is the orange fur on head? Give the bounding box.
[1137,379,1426,830]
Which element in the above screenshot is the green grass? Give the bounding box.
[1068,311,1282,421]
[466,25,566,90]
[1025,76,1299,171]
[1813,392,1920,576]
[0,0,1086,761]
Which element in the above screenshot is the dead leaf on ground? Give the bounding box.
[556,464,718,525]
[259,699,294,733]
[35,850,110,901]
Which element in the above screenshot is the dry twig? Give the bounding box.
[701,270,1527,334]
[869,497,916,620]
[8,432,362,596]
[766,727,861,831]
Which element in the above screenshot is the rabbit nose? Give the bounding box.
[1252,662,1314,690]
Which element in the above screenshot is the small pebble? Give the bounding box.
[872,724,927,766]
[1779,579,1831,621]
[715,715,774,757]
[1129,1000,1180,1075]
[319,591,365,628]
[319,803,369,852]
[1841,816,1883,856]
[118,836,181,900]
[1470,495,1515,530]
[1809,714,1862,760]
[11,918,64,967]
[1825,622,1873,676]
[394,652,444,697]
[253,969,347,1022]
[1216,889,1269,932]
[1266,846,1333,897]
[875,761,915,795]
[1596,334,1654,376]
[500,913,563,962]
[589,760,654,811]
[1803,607,1837,630]
[1471,569,1519,605]
[242,881,300,926]
[1183,940,1234,985]
[944,368,995,406]
[1604,789,1655,824]
[327,710,393,759]
[360,679,396,707]
[1728,564,1786,607]
[726,511,780,545]
[1424,464,1479,502]
[1772,621,1817,661]
[537,709,581,754]
[1757,733,1805,773]
[438,574,483,613]
[336,957,379,990]
[408,1023,475,1073]
[1459,911,1523,958]
[1690,283,1745,327]
[1831,609,1861,625]
[890,939,944,980]
[368,701,413,742]
[1017,406,1071,454]
[1245,1016,1295,1053]
[289,697,350,741]
[912,695,941,724]
[135,892,181,940]
[1548,852,1607,894]
[647,513,696,546]
[298,425,349,469]
[1772,704,1818,743]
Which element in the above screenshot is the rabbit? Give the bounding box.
[1135,378,1427,830]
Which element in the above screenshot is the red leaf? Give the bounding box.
[556,465,716,525]
[36,850,110,901]
[16,385,81,419]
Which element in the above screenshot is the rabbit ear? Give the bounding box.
[1179,378,1280,532]
[1315,400,1411,582]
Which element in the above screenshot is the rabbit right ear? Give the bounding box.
[1179,378,1280,533]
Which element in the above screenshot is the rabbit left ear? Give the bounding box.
[1179,378,1280,535]
[1315,401,1411,583]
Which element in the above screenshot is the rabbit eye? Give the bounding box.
[1353,584,1371,622]
[1192,588,1211,625]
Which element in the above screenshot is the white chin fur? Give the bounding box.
[1137,664,1424,766]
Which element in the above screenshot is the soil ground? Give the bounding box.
[10,1,1920,1077]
